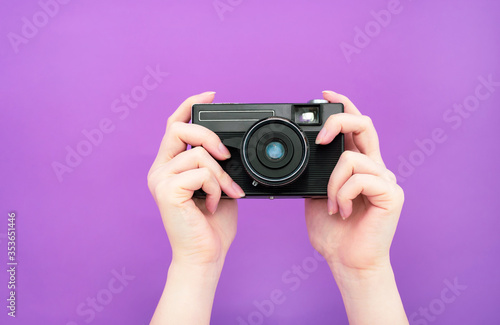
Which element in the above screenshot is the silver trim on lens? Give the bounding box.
[241,117,310,186]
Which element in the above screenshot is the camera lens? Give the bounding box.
[241,117,309,186]
[265,141,286,161]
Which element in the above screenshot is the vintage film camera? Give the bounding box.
[192,100,344,198]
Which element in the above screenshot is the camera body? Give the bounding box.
[192,101,344,198]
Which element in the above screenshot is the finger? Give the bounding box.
[162,146,245,198]
[315,113,383,164]
[164,168,222,215]
[327,151,395,215]
[344,133,359,153]
[322,90,366,152]
[322,90,362,115]
[166,91,216,128]
[336,174,401,220]
[152,123,231,168]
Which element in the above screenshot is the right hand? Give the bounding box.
[305,91,404,273]
[147,91,245,270]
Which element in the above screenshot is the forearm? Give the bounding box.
[330,261,408,325]
[150,262,222,325]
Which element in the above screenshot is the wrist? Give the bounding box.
[328,257,393,286]
[328,256,397,303]
[168,260,223,289]
[328,259,408,324]
[151,261,224,325]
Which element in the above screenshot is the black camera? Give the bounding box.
[192,101,344,198]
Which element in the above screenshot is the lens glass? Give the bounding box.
[265,141,285,161]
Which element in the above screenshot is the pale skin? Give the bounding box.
[147,91,409,324]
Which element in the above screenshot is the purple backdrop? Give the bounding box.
[1,0,499,324]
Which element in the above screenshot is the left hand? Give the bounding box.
[147,92,244,270]
[305,91,404,274]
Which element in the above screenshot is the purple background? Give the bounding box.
[1,0,499,324]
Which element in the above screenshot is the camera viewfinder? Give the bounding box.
[293,105,321,125]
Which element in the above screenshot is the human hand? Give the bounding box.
[147,91,245,270]
[304,91,407,324]
[305,91,403,273]
[148,92,245,324]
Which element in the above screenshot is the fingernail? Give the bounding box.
[211,201,219,215]
[327,199,334,215]
[315,128,327,145]
[232,181,245,197]
[322,90,337,95]
[219,142,231,159]
[203,91,216,96]
[339,206,346,220]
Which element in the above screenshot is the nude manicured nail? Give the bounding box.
[327,199,334,215]
[219,142,231,158]
[322,90,337,95]
[211,201,218,215]
[204,91,216,96]
[315,128,327,144]
[339,206,346,220]
[232,181,245,197]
